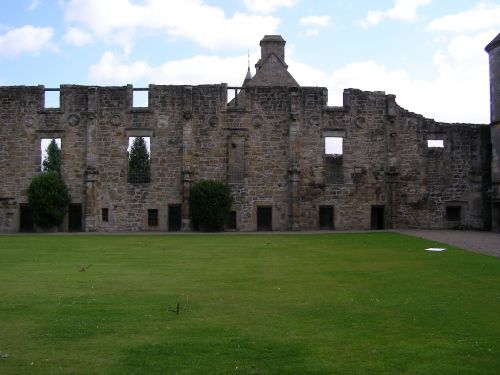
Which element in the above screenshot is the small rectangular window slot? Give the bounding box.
[148,209,158,227]
[44,89,60,109]
[132,89,149,108]
[446,206,461,221]
[427,140,444,148]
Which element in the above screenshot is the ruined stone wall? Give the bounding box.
[0,86,86,232]
[0,84,491,232]
[296,88,490,230]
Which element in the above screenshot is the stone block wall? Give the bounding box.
[0,83,491,232]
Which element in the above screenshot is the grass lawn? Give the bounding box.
[0,232,499,374]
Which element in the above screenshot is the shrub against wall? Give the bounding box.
[27,171,70,229]
[190,180,232,231]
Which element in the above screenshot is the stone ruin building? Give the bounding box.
[1,34,499,233]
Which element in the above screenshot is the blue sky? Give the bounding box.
[0,0,499,123]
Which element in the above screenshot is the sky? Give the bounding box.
[0,0,499,124]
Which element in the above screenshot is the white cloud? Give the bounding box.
[300,15,331,36]
[88,51,152,84]
[87,50,261,86]
[427,3,500,33]
[0,25,55,58]
[64,27,93,46]
[300,16,331,27]
[244,0,297,14]
[358,0,432,27]
[64,0,280,51]
[28,0,42,11]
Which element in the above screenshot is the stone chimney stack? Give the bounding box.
[257,35,286,71]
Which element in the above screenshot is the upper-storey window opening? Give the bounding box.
[325,136,343,155]
[427,139,444,148]
[40,138,61,172]
[44,89,60,109]
[127,136,151,183]
[132,88,149,108]
[227,87,244,107]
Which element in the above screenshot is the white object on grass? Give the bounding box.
[425,248,446,252]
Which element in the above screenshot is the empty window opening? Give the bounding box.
[427,140,444,148]
[40,138,62,172]
[446,206,461,221]
[148,209,158,227]
[19,204,34,232]
[128,136,151,183]
[257,206,272,231]
[325,137,343,156]
[68,204,82,232]
[102,208,109,222]
[44,89,60,109]
[319,206,334,230]
[132,88,149,108]
[227,211,237,230]
[371,206,385,230]
[227,87,243,107]
[168,205,182,232]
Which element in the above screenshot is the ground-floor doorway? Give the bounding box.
[19,204,34,232]
[68,204,83,232]
[257,206,272,231]
[371,206,385,230]
[168,204,182,231]
[319,206,334,230]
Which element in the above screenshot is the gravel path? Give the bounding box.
[395,229,500,257]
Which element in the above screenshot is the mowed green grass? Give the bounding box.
[0,233,499,374]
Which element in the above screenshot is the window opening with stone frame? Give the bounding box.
[127,136,151,183]
[40,138,62,172]
[427,139,444,148]
[148,209,158,227]
[132,88,149,108]
[44,88,60,109]
[325,136,343,184]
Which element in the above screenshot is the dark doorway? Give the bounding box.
[20,204,34,232]
[257,206,272,231]
[226,211,237,230]
[319,206,334,230]
[68,204,83,232]
[371,206,384,230]
[168,204,182,231]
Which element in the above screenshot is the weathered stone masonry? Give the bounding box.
[0,34,497,232]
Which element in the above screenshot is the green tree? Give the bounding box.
[27,171,70,229]
[190,180,233,231]
[42,139,61,173]
[128,137,150,183]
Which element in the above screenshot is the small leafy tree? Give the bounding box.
[28,171,70,229]
[190,180,233,231]
[42,139,61,173]
[128,137,150,183]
